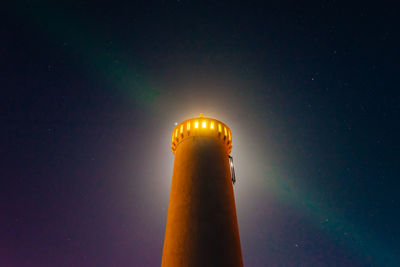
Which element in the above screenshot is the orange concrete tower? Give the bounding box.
[161,114,243,267]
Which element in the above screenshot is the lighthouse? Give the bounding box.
[161,114,243,267]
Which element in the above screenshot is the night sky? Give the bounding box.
[2,1,399,266]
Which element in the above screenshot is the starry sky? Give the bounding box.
[2,1,399,266]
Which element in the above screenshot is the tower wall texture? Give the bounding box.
[162,116,243,267]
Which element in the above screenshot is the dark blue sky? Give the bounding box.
[2,1,399,266]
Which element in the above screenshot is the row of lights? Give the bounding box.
[172,120,232,142]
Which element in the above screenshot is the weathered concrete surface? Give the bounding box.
[162,136,243,267]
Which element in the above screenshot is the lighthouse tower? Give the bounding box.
[161,114,243,267]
